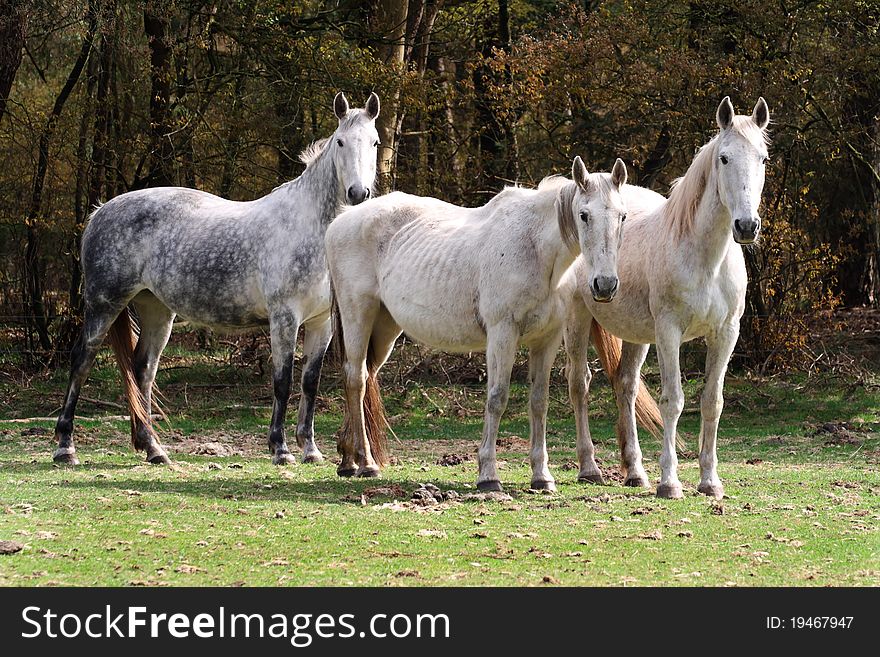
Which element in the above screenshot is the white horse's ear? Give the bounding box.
[366,92,380,120]
[611,158,627,189]
[716,96,734,130]
[334,92,349,120]
[572,156,590,191]
[752,97,769,129]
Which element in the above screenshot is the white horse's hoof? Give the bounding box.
[355,465,381,478]
[52,447,79,465]
[476,479,503,492]
[530,479,556,492]
[656,482,684,499]
[624,475,650,488]
[147,451,171,465]
[272,452,297,466]
[698,482,724,499]
[578,472,605,485]
[336,464,356,477]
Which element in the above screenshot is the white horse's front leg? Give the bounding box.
[697,323,738,499]
[527,333,563,491]
[654,320,685,499]
[616,341,651,487]
[564,305,603,483]
[477,325,519,492]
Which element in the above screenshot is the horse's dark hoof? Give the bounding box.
[530,479,557,492]
[624,476,650,488]
[301,452,324,465]
[272,452,297,466]
[337,465,356,477]
[656,482,684,499]
[356,465,381,478]
[477,479,503,492]
[52,448,79,466]
[698,482,724,499]
[147,452,172,465]
[578,473,605,485]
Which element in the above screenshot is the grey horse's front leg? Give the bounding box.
[295,315,332,463]
[268,312,301,465]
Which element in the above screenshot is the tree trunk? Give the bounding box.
[24,0,99,354]
[144,3,175,187]
[0,2,27,125]
[371,0,409,193]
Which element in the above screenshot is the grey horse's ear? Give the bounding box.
[611,158,627,189]
[572,156,590,191]
[365,92,380,120]
[334,92,349,120]
[752,97,769,130]
[716,96,734,130]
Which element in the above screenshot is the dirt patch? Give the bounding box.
[496,434,529,451]
[811,422,863,446]
[436,453,471,466]
[168,433,253,457]
[0,540,25,555]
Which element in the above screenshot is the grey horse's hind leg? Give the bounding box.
[268,311,301,465]
[53,301,128,464]
[295,315,332,464]
[130,291,175,464]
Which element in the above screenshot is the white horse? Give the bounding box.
[327,157,661,491]
[565,97,770,498]
[52,93,380,467]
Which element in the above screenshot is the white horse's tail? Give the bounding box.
[590,320,684,453]
[330,289,390,468]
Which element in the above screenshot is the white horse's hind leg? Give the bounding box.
[616,342,651,487]
[477,324,519,492]
[564,308,602,484]
[130,292,175,464]
[527,333,563,491]
[654,322,685,499]
[267,311,302,465]
[697,323,737,499]
[295,315,332,464]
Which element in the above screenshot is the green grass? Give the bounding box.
[0,345,878,586]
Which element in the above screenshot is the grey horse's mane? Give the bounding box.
[299,138,330,167]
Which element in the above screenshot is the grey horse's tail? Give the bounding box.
[107,308,153,448]
[330,289,389,468]
[590,320,684,458]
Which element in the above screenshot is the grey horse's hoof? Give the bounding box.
[477,479,503,492]
[530,479,557,492]
[624,475,650,488]
[578,473,605,485]
[337,465,356,477]
[355,465,381,478]
[698,482,725,499]
[656,482,684,499]
[52,447,80,466]
[301,452,324,464]
[272,452,297,466]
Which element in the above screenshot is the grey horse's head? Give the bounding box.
[331,92,381,205]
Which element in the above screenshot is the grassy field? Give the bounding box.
[0,340,878,586]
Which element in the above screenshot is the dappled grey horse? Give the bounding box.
[52,92,381,466]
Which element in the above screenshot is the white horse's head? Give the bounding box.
[714,96,770,244]
[331,92,381,205]
[558,156,629,302]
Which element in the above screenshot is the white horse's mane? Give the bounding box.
[299,138,330,167]
[664,115,769,237]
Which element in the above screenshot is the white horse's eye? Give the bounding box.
[337,139,344,147]
[621,213,627,222]
[719,154,729,165]
[579,211,589,223]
